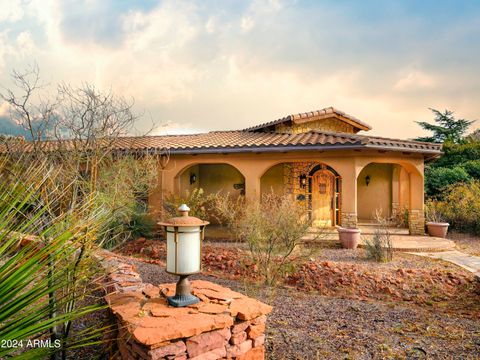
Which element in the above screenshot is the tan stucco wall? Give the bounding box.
[179,164,199,195]
[198,164,244,196]
[275,117,355,134]
[260,163,285,196]
[357,163,393,220]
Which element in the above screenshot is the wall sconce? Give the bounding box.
[158,204,209,307]
[189,173,197,185]
[365,175,371,187]
[299,174,307,189]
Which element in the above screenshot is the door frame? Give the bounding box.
[307,164,341,226]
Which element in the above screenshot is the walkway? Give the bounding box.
[408,250,480,278]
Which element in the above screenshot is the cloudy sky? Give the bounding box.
[0,0,479,138]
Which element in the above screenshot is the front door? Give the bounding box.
[311,170,335,226]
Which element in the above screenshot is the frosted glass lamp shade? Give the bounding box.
[166,226,201,275]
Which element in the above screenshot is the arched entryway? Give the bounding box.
[260,162,341,227]
[176,163,245,198]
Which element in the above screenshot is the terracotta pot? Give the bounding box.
[337,227,361,249]
[426,222,450,238]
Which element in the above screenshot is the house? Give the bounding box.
[143,107,441,235]
[5,106,442,234]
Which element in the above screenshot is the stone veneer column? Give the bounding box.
[340,212,358,228]
[408,209,425,235]
[101,254,273,360]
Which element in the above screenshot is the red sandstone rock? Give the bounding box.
[197,303,229,315]
[229,298,272,320]
[186,328,231,357]
[247,324,265,339]
[226,339,252,358]
[147,341,186,359]
[142,284,160,299]
[231,321,250,334]
[236,346,265,360]
[133,313,234,346]
[250,315,267,325]
[252,334,265,348]
[230,331,247,345]
[189,347,226,360]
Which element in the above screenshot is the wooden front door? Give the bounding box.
[311,170,335,226]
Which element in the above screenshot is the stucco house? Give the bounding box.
[9,106,441,235]
[134,106,440,235]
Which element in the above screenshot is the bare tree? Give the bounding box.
[0,65,168,360]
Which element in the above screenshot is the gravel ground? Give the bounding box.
[449,232,480,256]
[131,259,480,360]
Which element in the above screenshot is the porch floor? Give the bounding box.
[204,224,456,253]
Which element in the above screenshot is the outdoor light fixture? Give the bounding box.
[189,173,197,185]
[365,175,371,186]
[158,204,209,307]
[299,174,307,189]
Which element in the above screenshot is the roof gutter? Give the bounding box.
[154,144,442,155]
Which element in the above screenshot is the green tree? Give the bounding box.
[425,166,470,196]
[415,108,474,143]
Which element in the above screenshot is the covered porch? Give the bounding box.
[151,151,427,236]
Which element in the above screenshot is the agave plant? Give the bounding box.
[0,159,109,359]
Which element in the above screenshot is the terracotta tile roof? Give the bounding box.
[243,107,372,132]
[3,130,441,155]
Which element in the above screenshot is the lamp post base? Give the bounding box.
[167,294,200,307]
[167,275,199,307]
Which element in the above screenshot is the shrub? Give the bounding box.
[462,160,480,179]
[163,188,217,221]
[214,193,317,286]
[434,180,480,234]
[425,199,446,223]
[364,214,393,262]
[425,166,470,197]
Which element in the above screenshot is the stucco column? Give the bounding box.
[391,165,400,217]
[243,170,261,201]
[408,171,425,235]
[238,161,265,200]
[340,165,358,228]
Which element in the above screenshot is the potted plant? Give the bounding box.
[425,200,449,238]
[337,227,361,249]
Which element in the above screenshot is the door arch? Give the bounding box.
[308,164,341,227]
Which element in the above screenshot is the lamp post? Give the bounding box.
[158,204,209,307]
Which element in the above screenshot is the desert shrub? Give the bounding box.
[425,166,470,197]
[163,188,218,221]
[364,214,393,262]
[462,160,480,179]
[425,199,446,223]
[434,180,480,234]
[214,193,317,286]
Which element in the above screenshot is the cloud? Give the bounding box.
[394,70,436,91]
[0,0,479,140]
[0,0,24,22]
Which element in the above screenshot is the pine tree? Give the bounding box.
[415,108,474,143]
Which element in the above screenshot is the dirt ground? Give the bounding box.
[131,259,480,360]
[448,231,480,256]
[111,238,480,359]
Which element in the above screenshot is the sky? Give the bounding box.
[0,0,479,139]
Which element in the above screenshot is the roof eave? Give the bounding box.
[125,144,442,156]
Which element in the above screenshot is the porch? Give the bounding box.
[153,153,426,235]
